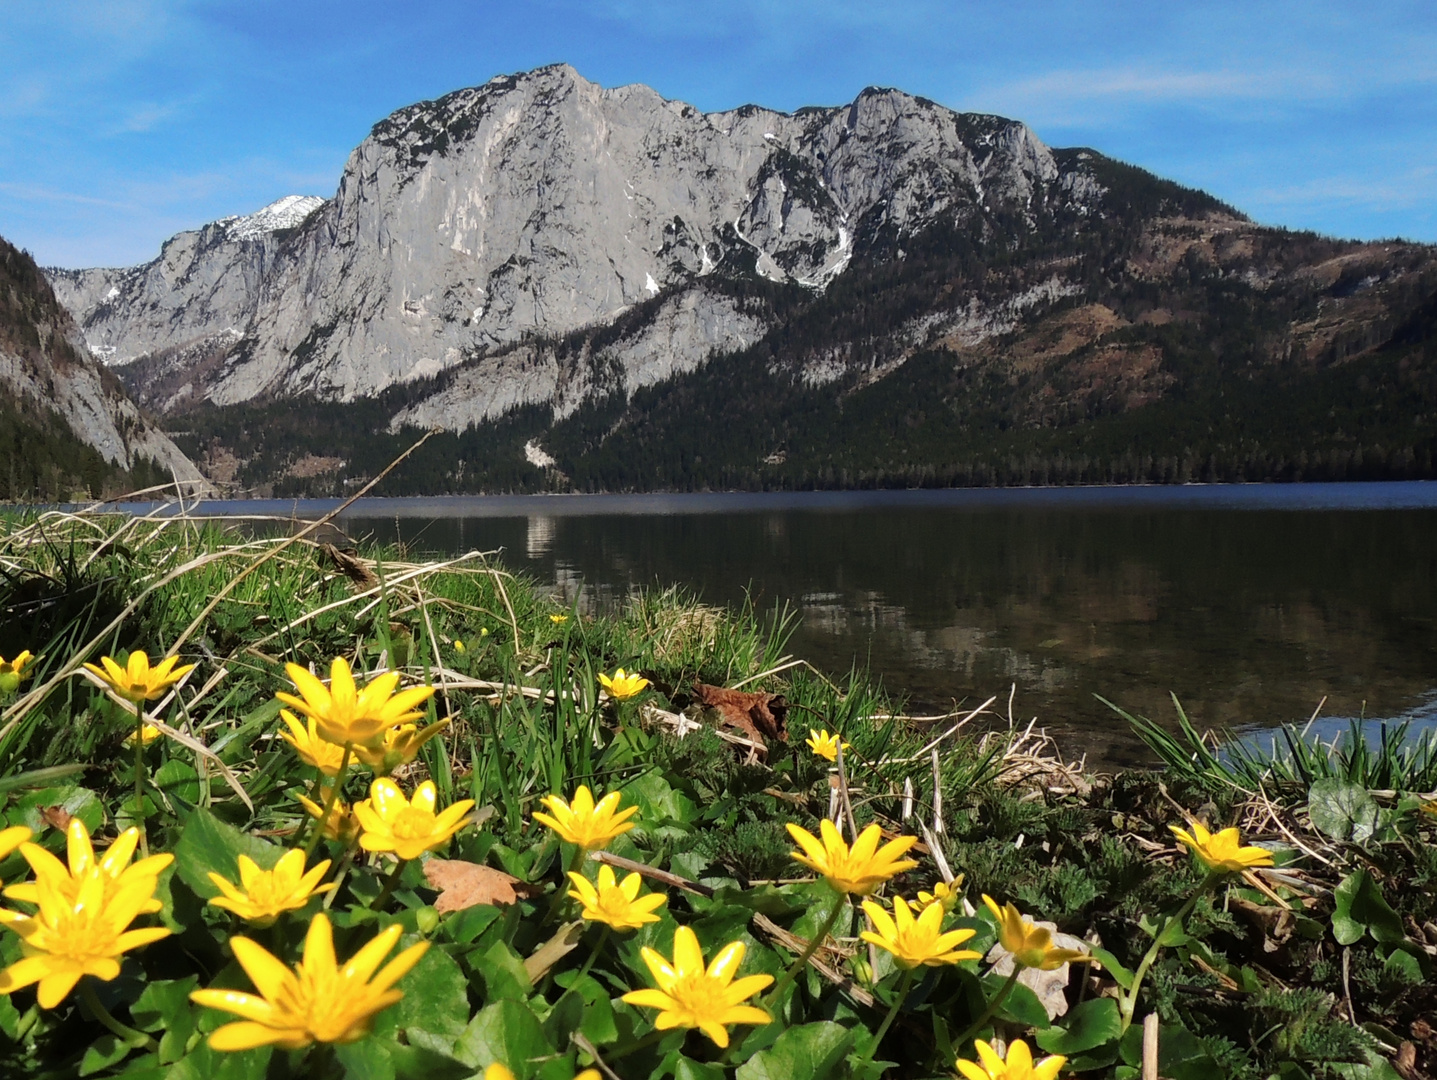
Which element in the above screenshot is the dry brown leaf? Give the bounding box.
[692,683,788,749]
[423,858,538,912]
[39,806,72,831]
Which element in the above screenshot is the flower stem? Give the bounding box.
[133,699,148,858]
[764,889,846,1009]
[80,980,158,1052]
[370,857,407,911]
[574,924,610,983]
[303,744,353,860]
[605,1028,667,1062]
[1118,881,1211,1034]
[857,967,915,1069]
[954,968,1020,1048]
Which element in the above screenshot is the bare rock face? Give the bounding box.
[0,238,207,489]
[47,65,1101,428]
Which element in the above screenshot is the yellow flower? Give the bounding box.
[280,710,348,776]
[0,825,32,871]
[787,819,919,896]
[208,850,336,927]
[453,639,465,653]
[354,779,474,861]
[982,896,1094,971]
[485,1068,599,1080]
[0,861,171,1007]
[917,876,965,912]
[566,864,666,930]
[549,614,569,625]
[352,720,449,775]
[83,650,194,703]
[533,785,638,851]
[123,723,163,747]
[297,789,360,844]
[0,651,33,694]
[861,895,981,969]
[621,925,773,1048]
[598,668,650,701]
[804,728,851,762]
[190,912,427,1050]
[5,819,171,913]
[276,657,435,748]
[956,1039,1067,1080]
[1169,820,1275,874]
[1421,799,1437,819]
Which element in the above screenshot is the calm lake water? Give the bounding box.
[167,484,1437,767]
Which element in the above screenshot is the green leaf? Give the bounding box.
[1036,998,1122,1055]
[477,939,532,1002]
[736,1021,854,1080]
[79,1034,131,1076]
[675,1058,727,1080]
[453,999,554,1078]
[396,945,471,1048]
[335,1038,397,1080]
[387,1043,475,1080]
[154,759,201,807]
[1332,869,1405,945]
[162,1042,273,1080]
[130,975,199,1062]
[441,903,501,944]
[172,807,281,899]
[14,784,103,833]
[990,977,1050,1029]
[1309,779,1381,843]
[1088,946,1134,990]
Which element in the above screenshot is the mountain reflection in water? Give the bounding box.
[191,485,1437,768]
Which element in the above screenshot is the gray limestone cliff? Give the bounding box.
[46,65,1104,428]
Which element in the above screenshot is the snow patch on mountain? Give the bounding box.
[216,196,326,242]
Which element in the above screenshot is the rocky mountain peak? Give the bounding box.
[44,65,1204,423]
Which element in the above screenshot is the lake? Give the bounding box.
[162,483,1437,767]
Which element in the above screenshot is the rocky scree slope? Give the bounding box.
[0,237,206,499]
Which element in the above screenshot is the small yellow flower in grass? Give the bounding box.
[787,819,919,896]
[621,925,773,1048]
[598,668,649,700]
[533,785,638,851]
[1169,820,1275,874]
[982,896,1095,971]
[805,728,850,762]
[0,862,171,1007]
[208,850,335,927]
[956,1039,1067,1080]
[567,864,666,930]
[352,720,449,775]
[861,895,982,969]
[277,657,435,748]
[297,788,360,844]
[453,639,465,653]
[1421,799,1437,819]
[0,651,33,694]
[280,710,347,776]
[190,912,426,1050]
[123,723,162,747]
[5,819,171,911]
[354,779,474,861]
[83,650,194,703]
[485,1067,599,1080]
[549,614,569,625]
[917,876,965,911]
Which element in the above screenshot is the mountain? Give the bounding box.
[43,64,1437,494]
[0,237,206,500]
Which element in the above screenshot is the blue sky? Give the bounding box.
[3,0,1435,268]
